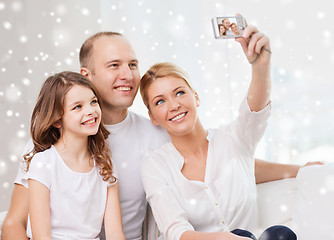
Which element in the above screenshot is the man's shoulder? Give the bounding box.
[129,111,165,133]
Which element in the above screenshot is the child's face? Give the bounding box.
[59,85,101,139]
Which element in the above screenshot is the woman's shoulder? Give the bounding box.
[141,142,178,171]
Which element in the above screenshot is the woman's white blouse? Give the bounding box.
[141,98,271,240]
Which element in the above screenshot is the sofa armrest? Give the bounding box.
[257,178,297,231]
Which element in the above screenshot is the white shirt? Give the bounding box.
[15,112,170,240]
[141,99,271,240]
[105,112,170,240]
[22,145,113,240]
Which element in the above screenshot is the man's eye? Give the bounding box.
[129,63,137,69]
[176,91,185,97]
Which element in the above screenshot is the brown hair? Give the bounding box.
[79,32,122,70]
[140,62,193,110]
[24,71,116,183]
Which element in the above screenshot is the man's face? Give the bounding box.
[223,19,230,29]
[87,36,140,112]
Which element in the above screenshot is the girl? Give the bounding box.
[140,23,297,240]
[22,71,125,240]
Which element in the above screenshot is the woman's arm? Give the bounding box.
[236,20,272,112]
[255,159,324,184]
[28,179,52,240]
[1,184,29,240]
[104,182,126,240]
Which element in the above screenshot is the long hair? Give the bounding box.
[140,62,193,111]
[24,71,116,183]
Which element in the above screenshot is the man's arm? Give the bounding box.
[1,184,29,240]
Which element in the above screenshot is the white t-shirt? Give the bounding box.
[104,111,170,240]
[15,111,169,240]
[21,145,113,240]
[141,99,271,240]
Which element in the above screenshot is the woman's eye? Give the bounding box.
[91,99,98,104]
[176,91,185,97]
[156,99,165,105]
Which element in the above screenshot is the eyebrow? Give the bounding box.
[105,59,139,65]
[150,86,185,103]
[68,95,97,107]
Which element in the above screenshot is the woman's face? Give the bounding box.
[231,24,239,34]
[219,25,226,34]
[146,76,200,137]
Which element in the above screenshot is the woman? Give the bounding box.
[140,22,296,240]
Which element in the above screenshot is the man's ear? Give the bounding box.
[53,120,61,128]
[195,92,200,107]
[148,111,159,126]
[80,67,91,79]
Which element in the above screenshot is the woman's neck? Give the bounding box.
[170,120,208,159]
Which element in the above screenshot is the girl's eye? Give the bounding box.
[91,99,98,105]
[73,105,82,110]
[156,99,165,106]
[176,91,185,97]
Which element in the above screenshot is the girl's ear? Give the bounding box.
[148,111,159,126]
[53,120,61,128]
[195,92,200,107]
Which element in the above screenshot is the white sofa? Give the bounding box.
[1,164,333,239]
[257,163,334,240]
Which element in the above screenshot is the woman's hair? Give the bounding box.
[24,71,116,183]
[140,62,193,110]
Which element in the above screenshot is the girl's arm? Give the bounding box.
[104,182,126,240]
[236,19,272,112]
[28,179,52,240]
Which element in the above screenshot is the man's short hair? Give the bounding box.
[79,32,122,69]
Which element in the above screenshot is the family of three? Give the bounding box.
[3,18,316,240]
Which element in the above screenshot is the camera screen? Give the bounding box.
[216,17,243,37]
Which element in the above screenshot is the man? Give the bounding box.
[2,31,311,240]
[222,18,235,36]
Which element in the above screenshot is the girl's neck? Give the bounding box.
[54,135,93,172]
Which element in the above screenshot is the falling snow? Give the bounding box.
[1,2,334,235]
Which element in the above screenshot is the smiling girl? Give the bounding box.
[140,22,297,240]
[22,71,125,240]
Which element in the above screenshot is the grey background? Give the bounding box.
[1,0,334,211]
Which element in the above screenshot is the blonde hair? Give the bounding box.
[24,71,116,183]
[140,62,193,110]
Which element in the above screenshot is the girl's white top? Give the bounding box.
[141,98,271,240]
[22,145,115,240]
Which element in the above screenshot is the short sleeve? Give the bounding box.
[22,152,52,189]
[141,151,194,240]
[14,139,34,186]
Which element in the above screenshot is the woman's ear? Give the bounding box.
[195,92,200,107]
[53,120,61,128]
[148,111,159,126]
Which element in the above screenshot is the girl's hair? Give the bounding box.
[24,71,116,183]
[140,62,193,110]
